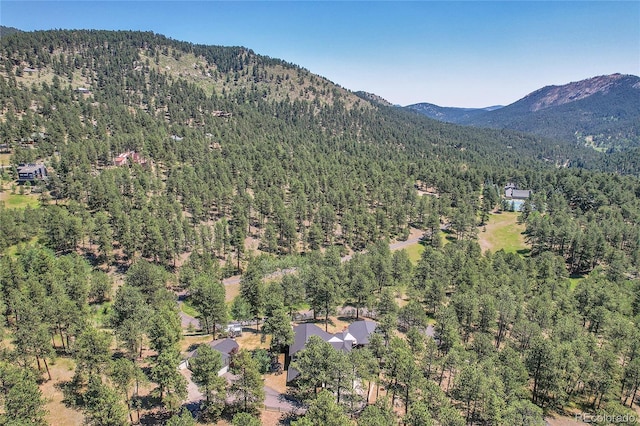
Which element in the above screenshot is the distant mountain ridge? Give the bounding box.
[406,74,640,151]
[405,103,503,123]
[521,74,637,112]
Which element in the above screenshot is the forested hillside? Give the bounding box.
[408,74,640,154]
[0,30,639,425]
[404,102,503,124]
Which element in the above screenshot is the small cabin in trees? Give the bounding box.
[182,338,239,376]
[17,163,48,182]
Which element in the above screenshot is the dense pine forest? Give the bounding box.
[0,30,639,426]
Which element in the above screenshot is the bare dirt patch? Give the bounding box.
[260,410,286,426]
[263,354,287,394]
[41,357,85,426]
[235,327,271,351]
[263,373,288,395]
[545,413,591,426]
[225,282,240,302]
[180,334,214,353]
[0,153,12,164]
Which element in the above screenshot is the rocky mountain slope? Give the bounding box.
[407,74,640,152]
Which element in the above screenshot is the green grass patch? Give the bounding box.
[0,153,11,166]
[404,243,425,265]
[479,212,528,254]
[569,276,584,291]
[180,299,201,318]
[5,237,39,257]
[91,301,112,328]
[2,193,40,209]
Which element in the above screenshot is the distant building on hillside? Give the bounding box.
[113,151,147,167]
[504,183,531,200]
[212,110,232,118]
[17,163,48,182]
[504,183,532,211]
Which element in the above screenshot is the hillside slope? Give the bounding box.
[408,74,640,152]
[405,102,502,123]
[0,29,597,167]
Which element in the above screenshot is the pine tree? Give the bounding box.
[230,350,265,414]
[189,344,226,420]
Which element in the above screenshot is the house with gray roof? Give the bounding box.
[17,163,48,183]
[182,338,239,376]
[504,183,532,200]
[286,320,377,382]
[288,323,334,357]
[346,319,378,345]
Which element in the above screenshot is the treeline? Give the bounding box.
[522,168,640,274]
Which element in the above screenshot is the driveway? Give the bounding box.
[264,385,306,415]
[180,369,305,415]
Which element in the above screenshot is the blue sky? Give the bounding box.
[1,1,638,107]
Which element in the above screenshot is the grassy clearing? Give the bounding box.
[90,302,112,328]
[180,334,212,353]
[41,357,85,426]
[263,359,288,393]
[405,242,425,265]
[0,191,40,209]
[478,212,528,254]
[236,326,271,351]
[225,282,240,303]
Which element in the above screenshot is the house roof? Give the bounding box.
[505,187,531,199]
[329,339,353,353]
[211,338,239,360]
[287,320,377,382]
[190,338,239,365]
[17,164,46,174]
[288,320,377,357]
[347,320,377,345]
[289,323,333,356]
[287,320,378,382]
